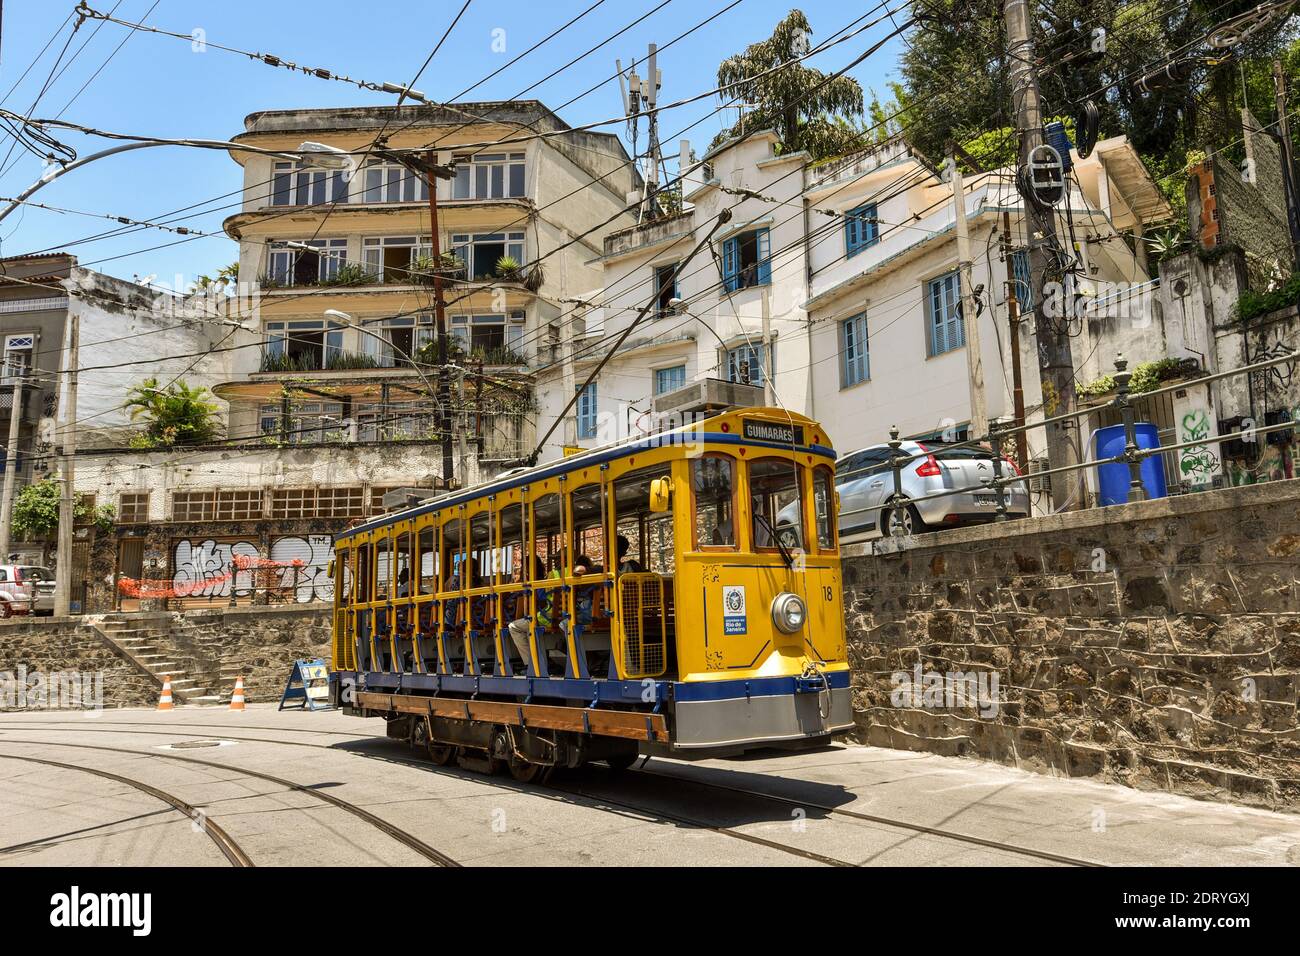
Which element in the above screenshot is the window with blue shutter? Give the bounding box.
[1011,250,1035,313]
[576,383,598,439]
[927,271,965,356]
[844,204,879,257]
[723,343,767,387]
[654,364,687,395]
[721,228,771,292]
[840,313,870,387]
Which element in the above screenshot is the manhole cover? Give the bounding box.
[170,740,222,749]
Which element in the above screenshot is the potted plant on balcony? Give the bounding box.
[324,262,374,287]
[409,253,464,288]
[494,255,524,282]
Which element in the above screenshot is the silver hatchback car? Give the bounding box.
[0,564,55,617]
[831,440,1030,540]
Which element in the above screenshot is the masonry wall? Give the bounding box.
[0,617,159,709]
[842,479,1300,811]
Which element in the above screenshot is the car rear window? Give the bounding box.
[929,445,994,461]
[18,567,52,581]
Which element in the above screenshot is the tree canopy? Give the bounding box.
[125,377,222,448]
[710,9,867,160]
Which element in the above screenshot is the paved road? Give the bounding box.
[1,704,1297,866]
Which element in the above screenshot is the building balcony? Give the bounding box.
[0,378,44,424]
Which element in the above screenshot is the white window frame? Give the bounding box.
[452,152,526,200]
[359,162,428,204]
[267,239,348,285]
[450,231,526,280]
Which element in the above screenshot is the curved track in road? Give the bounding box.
[0,751,253,867]
[0,738,459,867]
[2,721,1103,866]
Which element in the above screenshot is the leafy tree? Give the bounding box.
[711,9,866,159]
[10,480,109,540]
[124,377,222,448]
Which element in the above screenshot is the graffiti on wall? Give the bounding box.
[269,535,336,603]
[1177,407,1221,488]
[171,535,338,603]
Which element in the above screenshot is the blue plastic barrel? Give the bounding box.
[1094,423,1167,505]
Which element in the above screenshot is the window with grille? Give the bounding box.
[119,492,150,524]
[215,490,262,521]
[723,343,767,387]
[317,486,365,517]
[370,486,401,514]
[270,488,316,519]
[172,491,216,522]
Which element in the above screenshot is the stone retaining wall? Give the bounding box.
[175,605,332,703]
[0,617,159,709]
[842,479,1300,811]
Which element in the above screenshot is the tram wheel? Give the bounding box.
[604,752,638,772]
[508,755,546,783]
[427,742,456,766]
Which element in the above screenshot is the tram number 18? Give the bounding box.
[822,586,833,602]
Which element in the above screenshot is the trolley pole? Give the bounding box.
[1003,0,1083,509]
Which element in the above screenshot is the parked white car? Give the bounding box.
[778,440,1030,543]
[0,565,55,617]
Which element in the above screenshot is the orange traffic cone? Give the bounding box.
[157,676,174,711]
[229,676,246,711]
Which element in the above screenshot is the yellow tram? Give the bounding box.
[329,407,852,780]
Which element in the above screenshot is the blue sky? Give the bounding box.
[0,0,905,286]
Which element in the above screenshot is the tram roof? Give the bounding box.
[336,406,834,541]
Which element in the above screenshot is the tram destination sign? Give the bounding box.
[742,418,805,446]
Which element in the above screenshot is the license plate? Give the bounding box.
[973,495,998,506]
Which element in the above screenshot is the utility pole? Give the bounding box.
[420,150,456,487]
[1003,0,1083,509]
[0,373,23,560]
[949,154,987,439]
[1001,210,1029,474]
[1273,61,1300,266]
[54,310,78,616]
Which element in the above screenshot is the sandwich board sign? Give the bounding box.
[279,658,333,711]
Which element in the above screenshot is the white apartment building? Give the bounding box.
[539,130,1174,476]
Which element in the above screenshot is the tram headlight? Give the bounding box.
[771,592,807,634]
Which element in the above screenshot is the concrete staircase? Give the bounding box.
[94,613,224,705]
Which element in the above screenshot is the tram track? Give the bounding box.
[2,722,1104,866]
[0,752,253,867]
[0,738,459,867]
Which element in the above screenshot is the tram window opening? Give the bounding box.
[533,493,564,573]
[570,484,605,570]
[374,536,392,600]
[750,458,804,551]
[500,503,527,579]
[469,512,492,583]
[442,517,466,589]
[813,465,836,551]
[336,548,351,605]
[356,544,372,602]
[395,531,412,597]
[612,467,675,574]
[417,527,437,593]
[692,456,736,548]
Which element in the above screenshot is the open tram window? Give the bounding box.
[813,465,836,552]
[335,547,351,605]
[468,512,492,584]
[356,544,372,603]
[749,458,805,552]
[569,483,606,570]
[417,526,437,594]
[532,492,565,574]
[394,531,412,598]
[692,455,736,548]
[374,534,393,600]
[612,467,676,574]
[442,515,466,589]
[499,503,527,578]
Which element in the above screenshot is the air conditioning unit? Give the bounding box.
[1027,456,1051,494]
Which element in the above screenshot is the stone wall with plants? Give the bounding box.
[842,479,1300,812]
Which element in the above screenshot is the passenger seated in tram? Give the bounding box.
[506,557,548,675]
[615,535,644,574]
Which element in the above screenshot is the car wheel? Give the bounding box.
[882,498,926,538]
[0,601,10,619]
